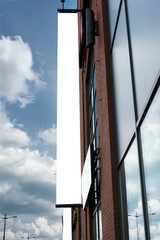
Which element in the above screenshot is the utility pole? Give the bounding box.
[0,214,17,240]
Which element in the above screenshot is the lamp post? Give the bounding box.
[128,212,156,240]
[0,214,17,240]
[128,213,142,240]
[21,235,36,239]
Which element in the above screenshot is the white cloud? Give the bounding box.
[148,199,160,214]
[0,106,62,239]
[0,122,30,147]
[0,102,30,147]
[35,217,62,237]
[0,142,61,238]
[128,199,160,239]
[0,216,62,240]
[0,103,55,184]
[0,146,56,188]
[38,124,57,145]
[0,183,11,195]
[0,36,46,108]
[4,229,15,240]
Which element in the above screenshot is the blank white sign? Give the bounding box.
[82,145,92,209]
[62,208,72,240]
[56,13,81,206]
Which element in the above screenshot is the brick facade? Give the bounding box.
[73,0,121,239]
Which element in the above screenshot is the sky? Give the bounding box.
[0,0,77,239]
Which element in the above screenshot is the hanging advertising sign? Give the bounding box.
[56,13,82,208]
[82,145,92,209]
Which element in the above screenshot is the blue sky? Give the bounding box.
[0,0,77,239]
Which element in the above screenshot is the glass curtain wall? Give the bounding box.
[107,0,160,239]
[88,51,102,240]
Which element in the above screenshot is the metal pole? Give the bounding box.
[61,0,65,10]
[1,214,17,240]
[3,214,7,240]
[136,213,139,240]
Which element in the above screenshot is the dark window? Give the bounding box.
[88,51,102,240]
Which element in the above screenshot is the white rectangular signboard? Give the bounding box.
[56,13,81,207]
[62,208,72,240]
[82,145,92,209]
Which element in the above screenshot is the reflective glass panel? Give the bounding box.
[107,0,121,42]
[92,206,103,240]
[91,87,94,107]
[141,88,160,239]
[112,3,135,160]
[98,207,103,240]
[96,211,99,240]
[92,213,97,240]
[95,98,97,123]
[127,0,160,116]
[92,111,95,132]
[93,70,96,93]
[95,126,99,147]
[124,141,145,239]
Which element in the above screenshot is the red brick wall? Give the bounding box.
[73,0,121,239]
[93,0,121,239]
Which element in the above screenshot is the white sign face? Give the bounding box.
[62,208,72,240]
[56,13,81,206]
[82,145,92,209]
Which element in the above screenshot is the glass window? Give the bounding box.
[127,0,160,116]
[98,207,103,240]
[92,213,97,240]
[107,0,121,42]
[112,3,135,160]
[95,99,97,124]
[124,140,145,239]
[92,205,103,240]
[95,125,98,148]
[93,70,96,93]
[91,87,94,107]
[141,88,160,238]
[92,111,95,133]
[88,53,102,240]
[88,60,98,148]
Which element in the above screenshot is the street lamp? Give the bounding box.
[128,212,156,240]
[0,213,17,240]
[128,212,143,240]
[21,235,36,239]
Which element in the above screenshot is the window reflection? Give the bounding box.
[124,141,145,239]
[92,213,97,240]
[112,3,135,160]
[127,0,160,116]
[141,88,160,239]
[107,0,121,42]
[92,205,102,240]
[98,207,103,240]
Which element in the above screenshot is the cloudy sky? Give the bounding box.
[0,0,77,239]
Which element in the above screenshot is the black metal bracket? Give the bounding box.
[57,9,82,13]
[56,203,83,208]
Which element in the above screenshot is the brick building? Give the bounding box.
[72,0,160,239]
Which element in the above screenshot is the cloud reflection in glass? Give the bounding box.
[141,88,160,239]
